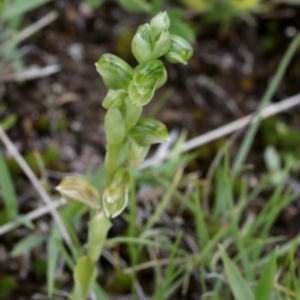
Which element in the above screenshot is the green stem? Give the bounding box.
[104,143,121,185]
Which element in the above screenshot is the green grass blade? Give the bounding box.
[11,232,45,257]
[47,224,61,297]
[93,283,110,300]
[1,0,53,19]
[106,236,187,254]
[220,245,256,300]
[55,238,75,270]
[232,33,300,175]
[192,187,210,247]
[152,232,183,300]
[0,153,18,220]
[255,249,276,300]
[143,169,182,232]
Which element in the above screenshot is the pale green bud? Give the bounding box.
[87,212,111,262]
[132,22,171,63]
[133,59,166,89]
[128,81,155,107]
[102,89,127,109]
[128,60,167,106]
[128,117,169,146]
[150,11,170,40]
[131,24,152,64]
[102,189,128,219]
[128,139,150,165]
[164,34,193,65]
[104,108,125,145]
[104,168,130,202]
[102,168,131,218]
[95,53,133,90]
[56,176,100,209]
[152,30,171,61]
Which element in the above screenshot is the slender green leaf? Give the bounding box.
[220,246,256,300]
[55,239,75,270]
[1,0,53,19]
[47,224,61,297]
[11,233,45,257]
[0,153,18,219]
[232,33,300,174]
[93,283,110,300]
[17,215,35,230]
[255,250,276,300]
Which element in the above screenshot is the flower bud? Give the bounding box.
[87,212,111,261]
[164,34,193,65]
[102,89,127,109]
[95,53,133,90]
[128,82,155,107]
[56,176,100,209]
[128,117,169,146]
[150,11,170,40]
[131,24,152,64]
[128,60,167,106]
[102,190,128,219]
[128,139,150,165]
[151,30,171,61]
[102,168,131,218]
[133,59,166,89]
[104,108,126,145]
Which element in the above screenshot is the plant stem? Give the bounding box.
[104,143,121,185]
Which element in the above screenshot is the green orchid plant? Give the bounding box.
[56,11,193,300]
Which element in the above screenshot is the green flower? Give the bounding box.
[102,168,131,218]
[164,34,193,65]
[150,11,170,40]
[102,90,127,109]
[131,24,152,64]
[128,60,167,106]
[56,176,100,209]
[131,12,171,64]
[128,117,169,146]
[96,53,133,90]
[128,139,150,165]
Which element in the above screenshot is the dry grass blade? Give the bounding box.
[13,11,58,45]
[0,199,66,235]
[0,64,61,82]
[141,93,300,169]
[0,126,72,248]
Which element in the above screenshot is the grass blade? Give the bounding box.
[0,153,18,220]
[1,0,53,19]
[47,224,61,297]
[255,249,276,300]
[220,245,256,300]
[232,33,300,174]
[11,232,45,257]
